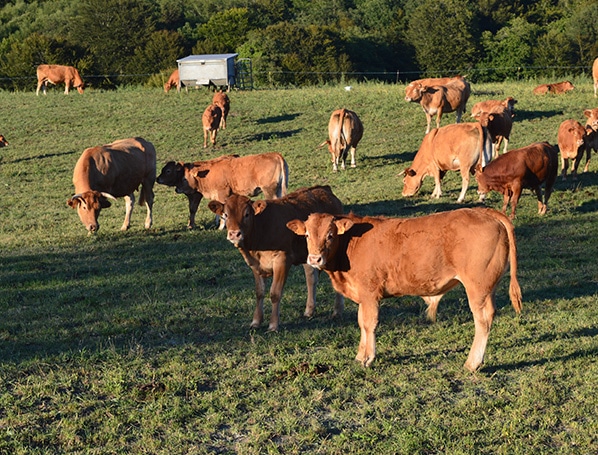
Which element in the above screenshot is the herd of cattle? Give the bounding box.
[5,62,598,371]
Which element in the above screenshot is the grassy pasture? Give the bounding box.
[1,78,597,454]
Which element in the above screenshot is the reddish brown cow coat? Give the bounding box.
[471,97,517,118]
[286,208,522,371]
[533,81,574,95]
[36,64,84,95]
[593,58,598,98]
[319,108,364,171]
[212,90,230,129]
[164,69,181,93]
[156,153,289,229]
[405,76,471,134]
[402,122,493,202]
[0,134,8,147]
[477,107,513,157]
[202,104,223,148]
[475,142,558,218]
[67,137,156,232]
[557,119,590,180]
[208,186,345,332]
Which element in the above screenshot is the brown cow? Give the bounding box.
[212,90,230,129]
[318,108,364,171]
[157,153,289,229]
[36,64,84,95]
[557,119,590,180]
[477,107,513,157]
[164,69,182,93]
[67,137,156,233]
[405,76,471,134]
[593,58,598,98]
[286,207,522,371]
[471,97,517,118]
[402,122,493,202]
[208,186,345,332]
[533,81,574,95]
[475,142,558,219]
[202,104,223,148]
[584,107,598,131]
[0,134,8,147]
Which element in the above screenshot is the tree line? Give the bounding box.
[0,0,597,90]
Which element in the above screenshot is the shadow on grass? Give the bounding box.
[512,108,563,121]
[256,113,302,124]
[7,150,77,164]
[243,128,303,142]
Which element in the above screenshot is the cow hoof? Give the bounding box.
[266,325,279,333]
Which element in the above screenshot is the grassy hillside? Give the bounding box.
[1,78,597,454]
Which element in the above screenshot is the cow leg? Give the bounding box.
[187,193,202,229]
[425,112,432,134]
[456,168,470,203]
[435,111,443,130]
[332,154,339,172]
[356,300,379,367]
[350,145,357,168]
[332,292,345,319]
[36,81,44,96]
[303,264,317,318]
[422,295,443,323]
[143,192,154,230]
[203,129,208,148]
[534,185,546,215]
[572,153,582,180]
[211,130,218,146]
[431,169,443,199]
[509,185,522,219]
[561,157,569,180]
[464,293,496,372]
[583,146,592,173]
[64,82,70,95]
[122,194,135,230]
[267,260,291,332]
[251,269,266,329]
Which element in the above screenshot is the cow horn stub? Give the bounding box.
[100,192,117,201]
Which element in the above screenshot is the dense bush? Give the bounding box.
[0,0,596,89]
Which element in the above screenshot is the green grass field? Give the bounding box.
[1,78,597,454]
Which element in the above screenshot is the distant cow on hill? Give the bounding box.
[405,76,471,134]
[286,207,522,371]
[164,69,182,93]
[0,134,8,147]
[319,108,364,171]
[475,142,557,219]
[533,81,574,95]
[36,64,84,95]
[67,137,156,233]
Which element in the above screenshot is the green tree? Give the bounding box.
[193,7,251,54]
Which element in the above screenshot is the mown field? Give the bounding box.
[1,78,597,454]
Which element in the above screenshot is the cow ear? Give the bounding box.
[286,219,306,236]
[406,168,416,177]
[252,200,267,215]
[195,169,209,179]
[67,197,80,209]
[335,218,354,235]
[208,200,224,215]
[584,109,592,118]
[99,196,112,209]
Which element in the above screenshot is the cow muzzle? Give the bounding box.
[307,254,325,270]
[227,229,243,246]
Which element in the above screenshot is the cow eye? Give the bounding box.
[327,231,334,241]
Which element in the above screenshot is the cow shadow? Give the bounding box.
[6,150,77,164]
[512,109,563,122]
[242,128,303,142]
[256,113,302,124]
[360,151,417,167]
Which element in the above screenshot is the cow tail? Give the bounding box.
[279,156,289,197]
[489,209,522,314]
[481,124,493,168]
[338,108,348,150]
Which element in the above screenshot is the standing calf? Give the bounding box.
[557,119,590,180]
[319,108,363,171]
[202,104,223,148]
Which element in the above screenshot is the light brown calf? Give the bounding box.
[533,81,574,95]
[202,104,223,148]
[319,108,364,171]
[557,119,590,180]
[471,97,517,118]
[164,69,181,93]
[212,90,230,129]
[477,107,513,157]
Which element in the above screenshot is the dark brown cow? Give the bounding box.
[475,142,558,219]
[0,134,8,147]
[402,122,493,202]
[202,104,223,148]
[208,186,345,332]
[67,137,156,232]
[593,58,598,98]
[164,69,181,93]
[212,90,230,129]
[471,97,517,118]
[557,119,590,180]
[319,108,364,171]
[157,153,288,229]
[405,76,471,134]
[36,64,84,95]
[286,208,522,371]
[533,81,574,95]
[477,107,513,157]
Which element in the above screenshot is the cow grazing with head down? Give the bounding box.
[208,185,345,332]
[471,97,517,118]
[212,90,230,129]
[402,122,493,202]
[405,76,471,134]
[164,69,182,93]
[557,119,591,180]
[286,207,522,371]
[477,107,513,157]
[36,64,84,95]
[319,108,364,171]
[475,142,558,219]
[202,104,223,148]
[0,134,8,147]
[533,81,574,95]
[67,137,156,233]
[157,153,288,229]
